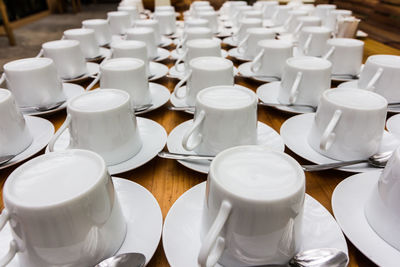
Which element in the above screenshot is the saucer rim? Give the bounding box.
[154,47,170,62]
[238,62,281,83]
[148,62,169,81]
[228,47,252,62]
[61,62,99,83]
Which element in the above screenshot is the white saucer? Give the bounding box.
[356,30,368,38]
[168,63,238,79]
[0,116,54,171]
[159,36,173,47]
[166,120,285,173]
[228,48,252,61]
[332,171,399,267]
[222,36,237,47]
[87,47,112,62]
[153,48,170,62]
[0,177,162,266]
[48,117,167,175]
[238,62,281,83]
[387,114,400,137]
[163,182,348,267]
[215,28,233,38]
[135,83,170,115]
[149,62,169,81]
[257,82,313,114]
[169,48,228,60]
[21,83,85,116]
[62,62,100,83]
[280,113,400,172]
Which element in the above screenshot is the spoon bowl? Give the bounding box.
[95,252,146,267]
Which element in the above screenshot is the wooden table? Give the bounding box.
[1,37,399,267]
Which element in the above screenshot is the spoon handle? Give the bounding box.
[301,159,367,171]
[258,102,316,111]
[158,151,214,161]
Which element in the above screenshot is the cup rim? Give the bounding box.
[258,39,292,49]
[4,57,54,72]
[286,56,332,71]
[100,57,145,71]
[135,19,158,26]
[126,27,154,34]
[82,19,108,25]
[3,149,108,209]
[107,11,130,17]
[301,26,331,34]
[367,55,400,69]
[0,88,11,103]
[186,38,219,48]
[209,145,305,202]
[189,56,233,70]
[327,38,364,47]
[111,40,147,50]
[64,28,95,36]
[42,39,80,49]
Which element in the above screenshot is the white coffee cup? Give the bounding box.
[155,5,175,13]
[237,27,276,59]
[298,26,332,57]
[233,6,253,27]
[134,19,162,44]
[3,57,66,107]
[174,56,234,106]
[184,18,209,29]
[175,38,222,73]
[176,27,213,54]
[198,145,305,266]
[314,4,336,26]
[111,40,150,76]
[63,28,100,59]
[197,11,219,33]
[357,55,400,102]
[271,5,291,26]
[108,11,131,35]
[278,56,332,106]
[49,89,142,165]
[0,89,32,158]
[325,9,352,32]
[118,5,139,23]
[42,39,88,79]
[119,0,144,12]
[251,40,293,78]
[233,18,262,43]
[126,27,157,59]
[284,10,308,33]
[228,1,247,19]
[261,1,279,19]
[82,19,112,46]
[100,58,151,106]
[365,146,400,250]
[308,88,387,161]
[193,5,214,17]
[323,38,363,75]
[154,11,176,35]
[293,16,322,37]
[182,85,258,155]
[0,149,127,267]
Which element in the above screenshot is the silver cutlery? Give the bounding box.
[133,104,153,113]
[239,73,281,82]
[168,106,195,112]
[20,100,66,113]
[0,155,15,166]
[158,151,393,171]
[331,74,359,80]
[95,252,146,267]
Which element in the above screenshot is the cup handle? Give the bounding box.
[293,22,303,36]
[198,200,232,267]
[303,34,312,55]
[366,67,384,91]
[173,70,192,99]
[36,49,44,58]
[250,49,264,73]
[48,114,72,152]
[232,24,242,42]
[0,73,5,86]
[271,9,278,23]
[0,209,18,267]
[322,46,335,60]
[174,50,188,73]
[86,72,102,91]
[283,14,293,30]
[182,110,205,151]
[176,36,187,55]
[320,109,342,151]
[289,72,303,104]
[237,34,249,54]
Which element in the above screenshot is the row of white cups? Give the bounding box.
[1,0,400,266]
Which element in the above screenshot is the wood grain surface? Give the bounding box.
[0,37,399,267]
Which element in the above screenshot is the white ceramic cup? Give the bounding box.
[155,5,175,13]
[284,10,308,33]
[198,145,305,266]
[357,55,400,102]
[118,5,139,23]
[48,89,142,165]
[323,38,364,75]
[111,40,150,76]
[126,27,157,59]
[0,89,32,158]
[175,38,222,73]
[154,11,177,35]
[293,16,322,37]
[193,5,214,17]
[278,56,332,106]
[233,18,262,44]
[42,39,88,79]
[271,5,291,26]
[82,19,112,46]
[233,6,253,27]
[3,57,65,107]
[251,40,293,78]
[298,26,332,57]
[197,11,219,33]
[325,9,352,32]
[108,11,131,35]
[63,28,100,59]
[308,88,387,161]
[176,27,213,54]
[261,1,278,19]
[365,146,400,250]
[0,149,127,267]
[314,4,336,26]
[134,19,162,45]
[100,58,151,106]
[182,86,258,155]
[237,27,276,59]
[174,56,234,106]
[228,1,247,19]
[184,18,209,29]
